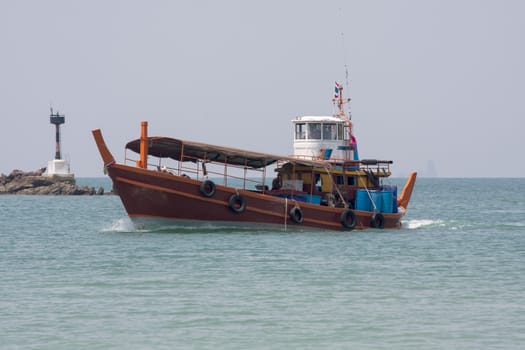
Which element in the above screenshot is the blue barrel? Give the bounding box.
[392,185,398,213]
[355,189,371,211]
[383,185,398,213]
[381,190,393,213]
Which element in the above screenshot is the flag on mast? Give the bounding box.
[333,82,342,100]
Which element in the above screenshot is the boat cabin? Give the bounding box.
[292,116,356,162]
[264,115,392,210]
[272,158,393,209]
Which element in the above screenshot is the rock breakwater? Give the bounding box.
[0,168,107,195]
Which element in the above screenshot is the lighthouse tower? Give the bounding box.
[44,108,74,178]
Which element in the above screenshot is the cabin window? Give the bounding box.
[335,175,355,186]
[323,123,337,140]
[308,123,322,139]
[343,126,351,140]
[336,175,355,186]
[295,123,306,139]
[315,174,321,190]
[337,124,343,140]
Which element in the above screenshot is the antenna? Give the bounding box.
[337,7,352,119]
[340,32,350,91]
[338,31,352,120]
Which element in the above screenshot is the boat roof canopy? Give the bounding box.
[125,137,328,169]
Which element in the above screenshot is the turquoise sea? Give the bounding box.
[1,177,524,349]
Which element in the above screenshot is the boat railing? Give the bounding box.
[348,159,393,175]
[280,157,393,174]
[124,151,269,191]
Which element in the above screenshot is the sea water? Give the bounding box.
[1,178,524,349]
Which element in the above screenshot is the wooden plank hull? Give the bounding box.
[107,164,406,231]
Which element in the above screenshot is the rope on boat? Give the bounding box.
[284,197,288,231]
[360,175,378,213]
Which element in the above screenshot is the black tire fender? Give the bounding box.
[200,180,216,197]
[340,209,356,230]
[289,206,304,224]
[228,194,246,214]
[370,213,385,229]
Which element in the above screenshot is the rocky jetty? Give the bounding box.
[0,168,106,195]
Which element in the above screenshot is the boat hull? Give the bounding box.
[107,164,405,231]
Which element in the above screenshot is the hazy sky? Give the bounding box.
[2,0,524,177]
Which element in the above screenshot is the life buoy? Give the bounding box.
[289,206,304,224]
[228,194,246,214]
[370,213,385,229]
[340,209,356,230]
[200,180,216,197]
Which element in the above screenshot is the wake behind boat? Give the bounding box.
[92,83,416,231]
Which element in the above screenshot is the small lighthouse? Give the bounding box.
[45,108,74,178]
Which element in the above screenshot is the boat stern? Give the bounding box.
[397,172,417,210]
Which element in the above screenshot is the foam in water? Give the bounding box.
[405,219,440,229]
[102,217,139,232]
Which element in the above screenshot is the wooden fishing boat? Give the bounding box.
[92,83,416,231]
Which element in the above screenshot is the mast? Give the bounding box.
[333,82,346,117]
[332,81,357,161]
